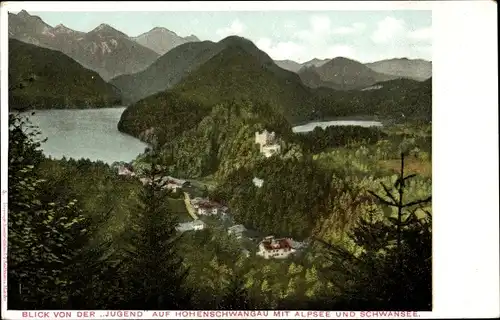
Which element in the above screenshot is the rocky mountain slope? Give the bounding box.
[132,27,200,55]
[8,10,160,80]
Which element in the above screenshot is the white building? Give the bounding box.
[197,201,223,216]
[255,130,276,146]
[228,224,247,239]
[176,220,206,232]
[190,197,206,209]
[256,236,296,259]
[166,176,189,187]
[252,177,264,188]
[255,130,281,158]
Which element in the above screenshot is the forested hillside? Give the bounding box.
[8,39,122,111]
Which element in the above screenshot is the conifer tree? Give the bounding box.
[218,274,256,310]
[317,153,432,310]
[120,147,190,309]
[8,114,108,309]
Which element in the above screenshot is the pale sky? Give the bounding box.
[14,11,432,63]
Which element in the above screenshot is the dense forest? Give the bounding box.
[8,110,432,310]
[308,78,432,122]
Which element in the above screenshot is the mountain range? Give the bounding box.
[274,58,329,73]
[297,57,399,90]
[8,10,198,80]
[9,10,432,86]
[365,58,432,81]
[8,10,432,125]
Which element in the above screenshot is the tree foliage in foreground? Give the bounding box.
[8,114,432,310]
[119,148,191,309]
[7,114,110,309]
[316,153,432,310]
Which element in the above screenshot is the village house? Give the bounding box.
[176,220,206,233]
[139,176,189,192]
[165,176,190,187]
[163,176,189,192]
[256,236,296,259]
[255,130,281,158]
[197,201,223,216]
[189,197,227,217]
[165,182,182,192]
[190,197,207,209]
[228,224,247,239]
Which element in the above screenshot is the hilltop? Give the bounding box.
[132,27,200,55]
[274,59,303,73]
[111,36,318,113]
[8,39,121,111]
[117,36,317,178]
[117,37,317,138]
[298,57,398,90]
[110,40,221,104]
[365,58,432,81]
[170,36,317,122]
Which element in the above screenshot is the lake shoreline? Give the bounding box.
[291,115,386,127]
[19,107,148,164]
[292,119,384,133]
[10,105,128,114]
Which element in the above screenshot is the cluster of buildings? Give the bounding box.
[255,130,281,158]
[116,162,190,193]
[189,197,229,217]
[163,176,190,192]
[116,155,306,261]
